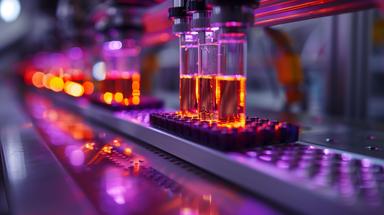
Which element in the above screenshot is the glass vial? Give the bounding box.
[179,32,199,116]
[102,40,141,105]
[198,29,219,121]
[217,28,247,127]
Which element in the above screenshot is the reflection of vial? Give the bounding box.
[217,29,247,127]
[102,40,141,105]
[198,29,218,121]
[179,32,198,116]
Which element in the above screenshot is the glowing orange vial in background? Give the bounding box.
[102,40,141,105]
[100,74,117,98]
[132,72,141,105]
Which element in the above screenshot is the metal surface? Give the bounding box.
[325,10,373,120]
[24,92,284,215]
[51,91,384,215]
[0,82,97,215]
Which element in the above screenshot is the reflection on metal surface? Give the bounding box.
[55,90,384,214]
[1,126,27,181]
[68,146,85,167]
[105,168,130,205]
[25,93,279,215]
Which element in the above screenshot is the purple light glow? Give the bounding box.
[361,159,372,168]
[104,168,138,206]
[68,47,83,60]
[107,41,123,50]
[65,145,85,166]
[69,148,85,166]
[224,21,243,27]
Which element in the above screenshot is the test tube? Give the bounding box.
[67,47,86,85]
[179,32,199,116]
[169,0,199,116]
[101,41,119,103]
[114,39,141,105]
[217,27,247,127]
[102,40,141,105]
[196,12,219,122]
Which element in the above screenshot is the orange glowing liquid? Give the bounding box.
[115,77,133,100]
[100,72,140,105]
[198,75,217,121]
[180,74,198,116]
[100,78,116,95]
[216,75,246,127]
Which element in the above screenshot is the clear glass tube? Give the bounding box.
[67,47,86,84]
[102,40,141,105]
[198,29,219,121]
[217,29,247,127]
[67,47,94,95]
[179,32,198,116]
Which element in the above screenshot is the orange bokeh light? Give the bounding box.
[132,96,140,105]
[123,98,129,106]
[114,92,123,103]
[102,145,113,154]
[64,81,84,97]
[123,147,132,156]
[112,139,121,147]
[32,72,45,88]
[43,74,54,89]
[49,76,64,92]
[84,142,95,150]
[83,81,94,95]
[103,92,113,104]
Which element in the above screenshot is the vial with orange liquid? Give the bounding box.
[102,40,141,105]
[66,47,94,96]
[188,6,219,122]
[67,47,86,84]
[179,32,199,116]
[197,28,219,121]
[216,28,247,128]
